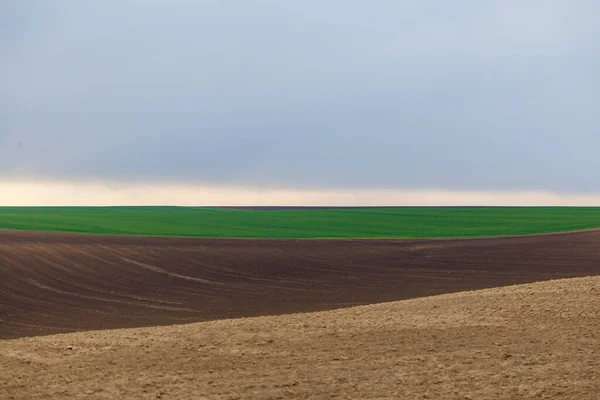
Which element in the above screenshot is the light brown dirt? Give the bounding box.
[1,276,599,399]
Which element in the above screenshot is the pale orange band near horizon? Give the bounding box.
[1,181,600,207]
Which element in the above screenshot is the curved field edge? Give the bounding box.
[1,206,600,239]
[2,277,599,399]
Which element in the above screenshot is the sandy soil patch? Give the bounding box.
[1,276,599,399]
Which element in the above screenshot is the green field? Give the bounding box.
[1,207,600,239]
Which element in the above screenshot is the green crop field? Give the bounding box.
[1,207,600,239]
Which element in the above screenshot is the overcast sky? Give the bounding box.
[2,1,600,204]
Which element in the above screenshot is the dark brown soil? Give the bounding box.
[1,230,599,339]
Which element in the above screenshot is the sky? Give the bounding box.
[2,1,599,205]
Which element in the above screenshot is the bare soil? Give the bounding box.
[1,230,600,339]
[1,276,599,399]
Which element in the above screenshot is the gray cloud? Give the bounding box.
[2,0,600,192]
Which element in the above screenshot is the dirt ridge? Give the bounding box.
[2,276,599,399]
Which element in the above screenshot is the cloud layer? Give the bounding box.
[2,1,600,198]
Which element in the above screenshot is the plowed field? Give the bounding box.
[1,230,599,339]
[2,277,599,399]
